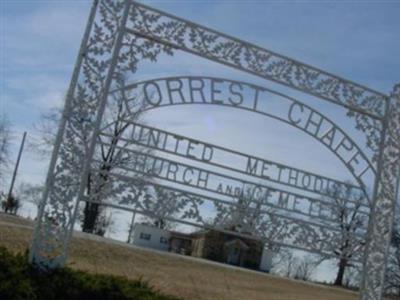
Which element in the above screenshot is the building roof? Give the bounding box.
[224,239,250,250]
[169,231,193,240]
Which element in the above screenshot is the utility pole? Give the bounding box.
[5,131,27,213]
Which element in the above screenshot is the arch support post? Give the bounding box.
[29,0,128,268]
[360,84,400,300]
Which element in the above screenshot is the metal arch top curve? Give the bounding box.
[126,0,389,120]
[110,75,376,197]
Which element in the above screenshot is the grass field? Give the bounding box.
[0,213,362,300]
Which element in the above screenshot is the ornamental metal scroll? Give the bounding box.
[29,1,400,300]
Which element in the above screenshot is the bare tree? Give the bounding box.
[32,84,153,235]
[271,248,296,278]
[2,182,44,217]
[17,182,44,209]
[31,109,59,157]
[271,251,320,282]
[321,182,368,286]
[293,255,320,281]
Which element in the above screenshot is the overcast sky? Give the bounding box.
[1,0,399,282]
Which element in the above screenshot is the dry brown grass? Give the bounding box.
[0,213,360,300]
[0,212,35,226]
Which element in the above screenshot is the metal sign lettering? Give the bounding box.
[30,1,399,300]
[116,77,375,188]
[98,123,370,215]
[102,118,365,200]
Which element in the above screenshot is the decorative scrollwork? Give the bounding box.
[127,2,386,119]
[360,85,400,299]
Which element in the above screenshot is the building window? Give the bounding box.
[160,237,168,244]
[140,233,151,240]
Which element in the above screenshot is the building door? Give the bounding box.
[227,247,240,265]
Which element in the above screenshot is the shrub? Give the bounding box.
[0,247,180,300]
[0,248,35,299]
[1,194,21,215]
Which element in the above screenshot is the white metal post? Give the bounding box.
[63,0,133,258]
[360,85,400,299]
[29,0,100,266]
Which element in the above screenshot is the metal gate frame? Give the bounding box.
[29,1,400,299]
